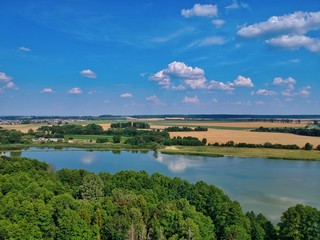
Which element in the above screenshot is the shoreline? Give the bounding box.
[1,143,319,161]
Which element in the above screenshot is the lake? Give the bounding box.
[4,148,320,222]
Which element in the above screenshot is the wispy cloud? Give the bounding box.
[80,69,97,79]
[19,47,31,52]
[120,93,133,98]
[189,36,226,48]
[252,89,277,96]
[41,88,54,93]
[146,95,165,105]
[152,27,194,43]
[68,87,82,94]
[182,95,200,104]
[225,0,249,11]
[212,19,225,28]
[181,4,218,18]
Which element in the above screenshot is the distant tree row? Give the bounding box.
[209,140,320,151]
[110,122,150,129]
[37,123,104,136]
[164,126,208,132]
[253,126,320,137]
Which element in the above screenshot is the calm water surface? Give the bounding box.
[8,148,320,222]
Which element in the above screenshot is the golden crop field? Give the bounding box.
[1,124,45,133]
[169,128,320,147]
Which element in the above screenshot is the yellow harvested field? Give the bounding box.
[1,124,45,133]
[99,123,111,130]
[169,128,320,147]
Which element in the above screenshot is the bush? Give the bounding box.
[113,135,121,143]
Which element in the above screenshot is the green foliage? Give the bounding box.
[96,137,109,143]
[1,156,319,239]
[0,129,24,144]
[36,123,103,137]
[110,121,150,129]
[113,135,121,143]
[164,126,208,132]
[253,126,320,137]
[304,142,313,150]
[278,204,320,240]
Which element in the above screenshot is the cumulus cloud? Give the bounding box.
[68,87,82,94]
[298,86,311,97]
[233,75,254,87]
[146,95,165,105]
[237,11,320,38]
[273,77,296,90]
[266,35,320,53]
[212,19,225,28]
[80,69,97,79]
[252,89,277,96]
[120,93,133,98]
[182,95,200,104]
[41,88,53,93]
[181,4,218,18]
[150,61,206,89]
[0,72,12,82]
[19,47,31,52]
[6,82,17,89]
[184,78,206,89]
[208,80,234,91]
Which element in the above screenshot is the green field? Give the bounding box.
[160,146,320,161]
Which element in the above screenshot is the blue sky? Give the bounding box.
[0,0,319,115]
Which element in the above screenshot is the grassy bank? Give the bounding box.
[160,146,320,161]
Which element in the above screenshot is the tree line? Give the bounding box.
[0,156,319,239]
[164,126,208,132]
[253,126,320,137]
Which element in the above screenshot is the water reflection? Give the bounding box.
[81,153,97,165]
[156,153,205,173]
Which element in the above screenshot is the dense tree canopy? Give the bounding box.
[1,156,318,239]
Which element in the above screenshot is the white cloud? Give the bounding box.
[237,11,320,38]
[41,88,53,93]
[266,35,320,53]
[225,0,249,11]
[208,80,234,91]
[298,86,311,97]
[19,47,31,52]
[212,98,218,103]
[182,95,200,104]
[233,75,254,87]
[181,4,218,18]
[68,87,82,94]
[253,89,276,96]
[6,82,17,89]
[184,78,206,89]
[80,69,97,79]
[146,95,165,105]
[120,93,133,98]
[212,19,225,28]
[281,86,311,97]
[273,77,296,90]
[256,100,265,105]
[0,72,12,82]
[150,61,205,89]
[190,36,226,47]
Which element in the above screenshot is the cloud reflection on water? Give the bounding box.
[156,153,205,173]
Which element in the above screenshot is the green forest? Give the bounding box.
[0,156,319,239]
